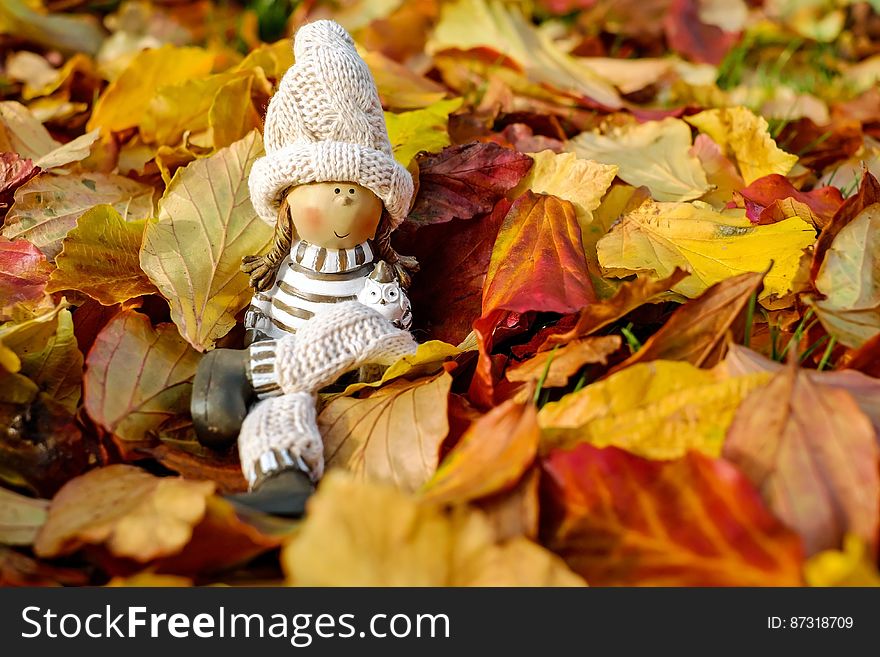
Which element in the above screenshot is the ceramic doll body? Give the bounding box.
[190,20,418,517]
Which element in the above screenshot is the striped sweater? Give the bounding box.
[245,239,376,399]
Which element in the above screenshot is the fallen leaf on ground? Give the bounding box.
[283,471,585,586]
[539,360,770,459]
[568,118,711,202]
[319,372,452,492]
[385,98,463,166]
[685,107,798,184]
[47,205,157,305]
[541,444,804,586]
[809,200,880,348]
[140,131,271,351]
[597,198,816,301]
[723,361,880,556]
[507,335,621,386]
[0,238,51,316]
[804,535,880,587]
[0,488,48,546]
[737,174,843,228]
[614,270,764,370]
[83,310,201,451]
[88,45,215,134]
[406,141,533,227]
[421,399,539,504]
[2,172,155,260]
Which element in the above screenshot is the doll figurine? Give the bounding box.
[190,20,418,516]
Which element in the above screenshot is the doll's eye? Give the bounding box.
[388,289,398,300]
[349,188,355,194]
[370,289,379,299]
[334,188,340,194]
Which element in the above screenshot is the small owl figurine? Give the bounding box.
[358,260,412,330]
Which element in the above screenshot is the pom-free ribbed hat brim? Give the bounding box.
[249,140,413,228]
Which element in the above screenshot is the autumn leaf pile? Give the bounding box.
[2,0,880,587]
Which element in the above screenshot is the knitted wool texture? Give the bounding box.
[248,20,414,227]
[237,301,417,483]
[238,392,322,485]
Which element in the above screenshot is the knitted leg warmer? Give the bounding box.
[273,300,418,394]
[238,301,417,486]
[238,392,323,488]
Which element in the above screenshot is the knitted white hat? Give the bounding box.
[248,20,414,228]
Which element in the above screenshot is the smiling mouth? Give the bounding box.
[334,231,350,239]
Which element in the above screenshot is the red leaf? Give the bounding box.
[0,237,52,309]
[541,444,805,586]
[738,174,844,227]
[0,152,39,212]
[470,192,594,405]
[663,0,740,65]
[407,142,533,227]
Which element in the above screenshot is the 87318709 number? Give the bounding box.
[768,617,853,629]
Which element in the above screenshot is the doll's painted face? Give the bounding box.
[286,182,383,249]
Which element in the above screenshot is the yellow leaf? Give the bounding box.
[16,308,82,413]
[538,361,771,459]
[140,131,272,351]
[0,101,98,169]
[34,464,215,561]
[140,71,242,146]
[319,373,452,493]
[0,487,48,546]
[805,534,880,587]
[596,198,816,301]
[578,57,673,94]
[339,340,461,396]
[422,399,539,505]
[568,118,711,202]
[235,39,294,79]
[0,301,69,376]
[0,1,105,56]
[88,45,215,134]
[427,0,620,110]
[685,107,798,184]
[47,205,157,305]
[360,46,449,110]
[385,97,463,166]
[282,471,585,586]
[511,150,618,226]
[1,172,155,260]
[810,204,880,348]
[207,73,262,150]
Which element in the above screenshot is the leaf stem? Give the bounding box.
[743,291,757,349]
[817,336,837,371]
[533,345,559,405]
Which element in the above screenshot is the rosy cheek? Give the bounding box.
[302,207,323,230]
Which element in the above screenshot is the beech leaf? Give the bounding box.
[283,471,585,586]
[140,131,272,351]
[47,205,158,305]
[723,362,880,556]
[541,444,805,586]
[2,172,155,260]
[538,360,770,459]
[319,372,453,492]
[568,118,711,202]
[83,310,201,449]
[597,199,816,301]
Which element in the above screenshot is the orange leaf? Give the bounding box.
[612,270,764,371]
[723,361,880,556]
[542,444,805,586]
[540,268,689,351]
[476,466,540,541]
[507,335,621,386]
[422,398,539,504]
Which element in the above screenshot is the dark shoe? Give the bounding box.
[227,467,315,518]
[191,348,253,451]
